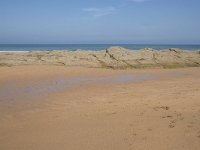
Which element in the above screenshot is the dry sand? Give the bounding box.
[0,66,200,150]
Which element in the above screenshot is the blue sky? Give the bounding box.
[0,0,200,44]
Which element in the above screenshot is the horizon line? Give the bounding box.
[1,43,200,45]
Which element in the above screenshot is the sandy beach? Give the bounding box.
[1,0,200,149]
[0,66,200,150]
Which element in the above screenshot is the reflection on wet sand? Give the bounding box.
[0,74,154,102]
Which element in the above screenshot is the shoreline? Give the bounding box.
[1,44,200,51]
[0,47,200,53]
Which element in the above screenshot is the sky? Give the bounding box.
[0,0,200,44]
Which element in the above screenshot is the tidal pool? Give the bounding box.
[0,74,154,102]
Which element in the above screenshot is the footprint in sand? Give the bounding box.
[197,131,200,139]
[168,112,184,128]
[197,134,200,139]
[169,120,176,128]
[147,128,153,132]
[153,106,170,111]
[162,115,173,118]
[155,107,184,128]
[132,133,137,136]
[187,125,193,128]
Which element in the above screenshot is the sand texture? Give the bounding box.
[0,46,200,68]
[0,66,200,150]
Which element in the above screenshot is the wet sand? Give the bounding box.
[0,66,200,150]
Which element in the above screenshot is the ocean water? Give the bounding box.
[0,44,200,52]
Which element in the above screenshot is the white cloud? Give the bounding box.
[83,8,100,12]
[83,7,116,17]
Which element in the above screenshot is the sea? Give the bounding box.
[0,44,200,52]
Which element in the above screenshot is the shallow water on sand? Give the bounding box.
[0,74,154,102]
